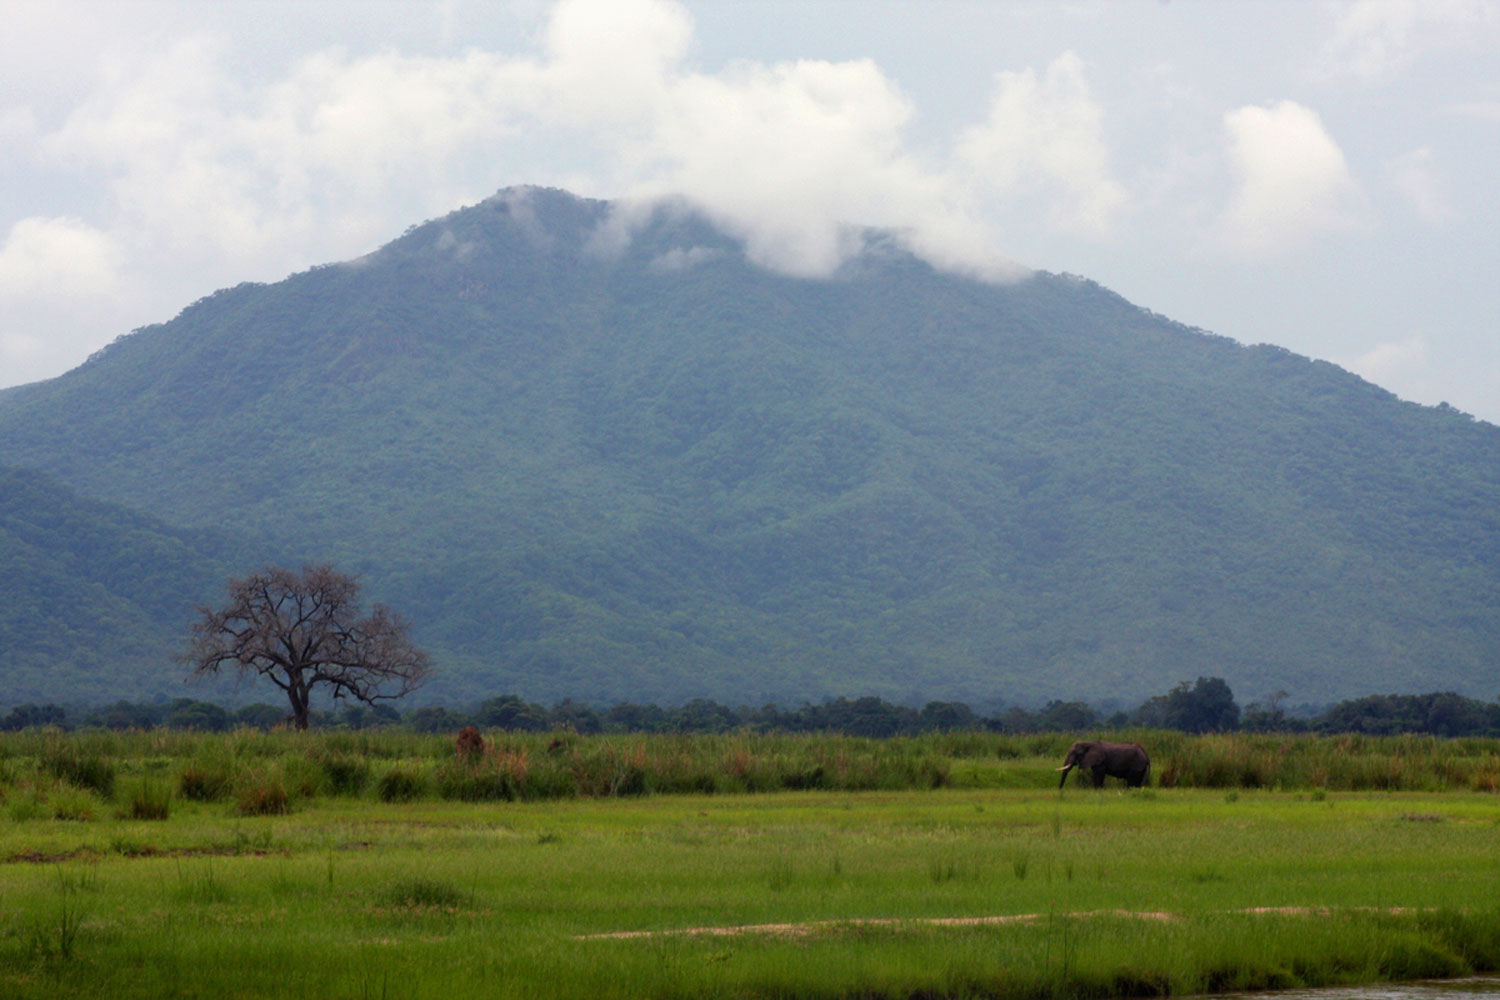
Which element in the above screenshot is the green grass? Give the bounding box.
[1,779,1499,999]
[2,729,1497,803]
[2,729,1499,998]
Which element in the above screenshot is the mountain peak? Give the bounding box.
[375,186,951,287]
[2,186,1497,708]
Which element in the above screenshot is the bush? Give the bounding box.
[435,759,516,801]
[121,778,172,820]
[7,791,47,822]
[320,753,371,795]
[235,772,290,815]
[377,765,427,802]
[781,765,829,790]
[280,755,326,799]
[178,763,234,801]
[42,743,116,798]
[50,786,98,821]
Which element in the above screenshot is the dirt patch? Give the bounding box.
[577,907,1424,941]
[4,847,105,865]
[2,838,381,865]
[2,845,280,864]
[579,909,1176,940]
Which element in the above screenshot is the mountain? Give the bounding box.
[0,465,251,704]
[2,186,1498,709]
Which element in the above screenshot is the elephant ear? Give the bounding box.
[1081,747,1107,768]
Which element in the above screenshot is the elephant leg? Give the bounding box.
[1091,768,1106,788]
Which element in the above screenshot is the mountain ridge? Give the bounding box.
[2,186,1497,708]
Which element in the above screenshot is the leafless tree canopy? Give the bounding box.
[183,564,430,729]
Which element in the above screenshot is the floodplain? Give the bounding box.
[2,729,1498,999]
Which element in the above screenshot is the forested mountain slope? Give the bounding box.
[0,466,250,703]
[2,187,1497,707]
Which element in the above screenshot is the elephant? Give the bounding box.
[1057,740,1149,789]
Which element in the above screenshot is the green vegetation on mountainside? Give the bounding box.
[0,467,252,704]
[2,188,1498,707]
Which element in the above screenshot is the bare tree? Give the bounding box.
[183,565,431,730]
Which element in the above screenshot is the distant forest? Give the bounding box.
[5,678,1499,738]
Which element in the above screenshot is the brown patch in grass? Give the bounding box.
[455,726,486,761]
[578,907,1429,941]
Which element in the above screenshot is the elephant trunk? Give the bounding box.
[1057,765,1072,788]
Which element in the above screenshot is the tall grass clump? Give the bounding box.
[48,785,99,821]
[119,777,172,820]
[317,752,371,796]
[176,740,238,801]
[434,742,545,800]
[570,742,651,797]
[278,754,327,799]
[177,763,232,801]
[1154,732,1500,791]
[381,877,468,909]
[40,740,115,798]
[376,764,427,802]
[234,768,290,815]
[6,788,47,822]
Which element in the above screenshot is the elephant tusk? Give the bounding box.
[1056,766,1071,771]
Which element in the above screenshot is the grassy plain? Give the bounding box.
[2,731,1499,999]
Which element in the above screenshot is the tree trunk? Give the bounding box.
[288,681,311,730]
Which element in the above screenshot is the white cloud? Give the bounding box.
[1317,0,1498,79]
[1339,335,1459,412]
[648,245,722,273]
[1345,336,1427,385]
[1216,100,1363,254]
[42,36,526,265]
[1385,147,1449,223]
[6,0,1175,389]
[625,55,1004,278]
[531,0,692,128]
[0,216,125,385]
[954,51,1125,239]
[0,215,120,298]
[1446,100,1500,122]
[0,107,37,142]
[24,0,1048,290]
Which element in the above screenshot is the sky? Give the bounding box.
[2,0,1497,423]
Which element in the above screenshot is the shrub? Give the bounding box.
[781,765,828,790]
[435,759,515,801]
[571,745,649,797]
[320,753,371,795]
[917,755,951,789]
[280,755,326,799]
[235,772,290,815]
[42,743,116,798]
[51,786,98,821]
[121,778,172,820]
[377,765,427,802]
[7,792,47,822]
[178,763,233,802]
[516,756,576,800]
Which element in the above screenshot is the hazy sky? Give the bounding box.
[3,0,1497,423]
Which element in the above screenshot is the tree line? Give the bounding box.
[6,678,1499,737]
